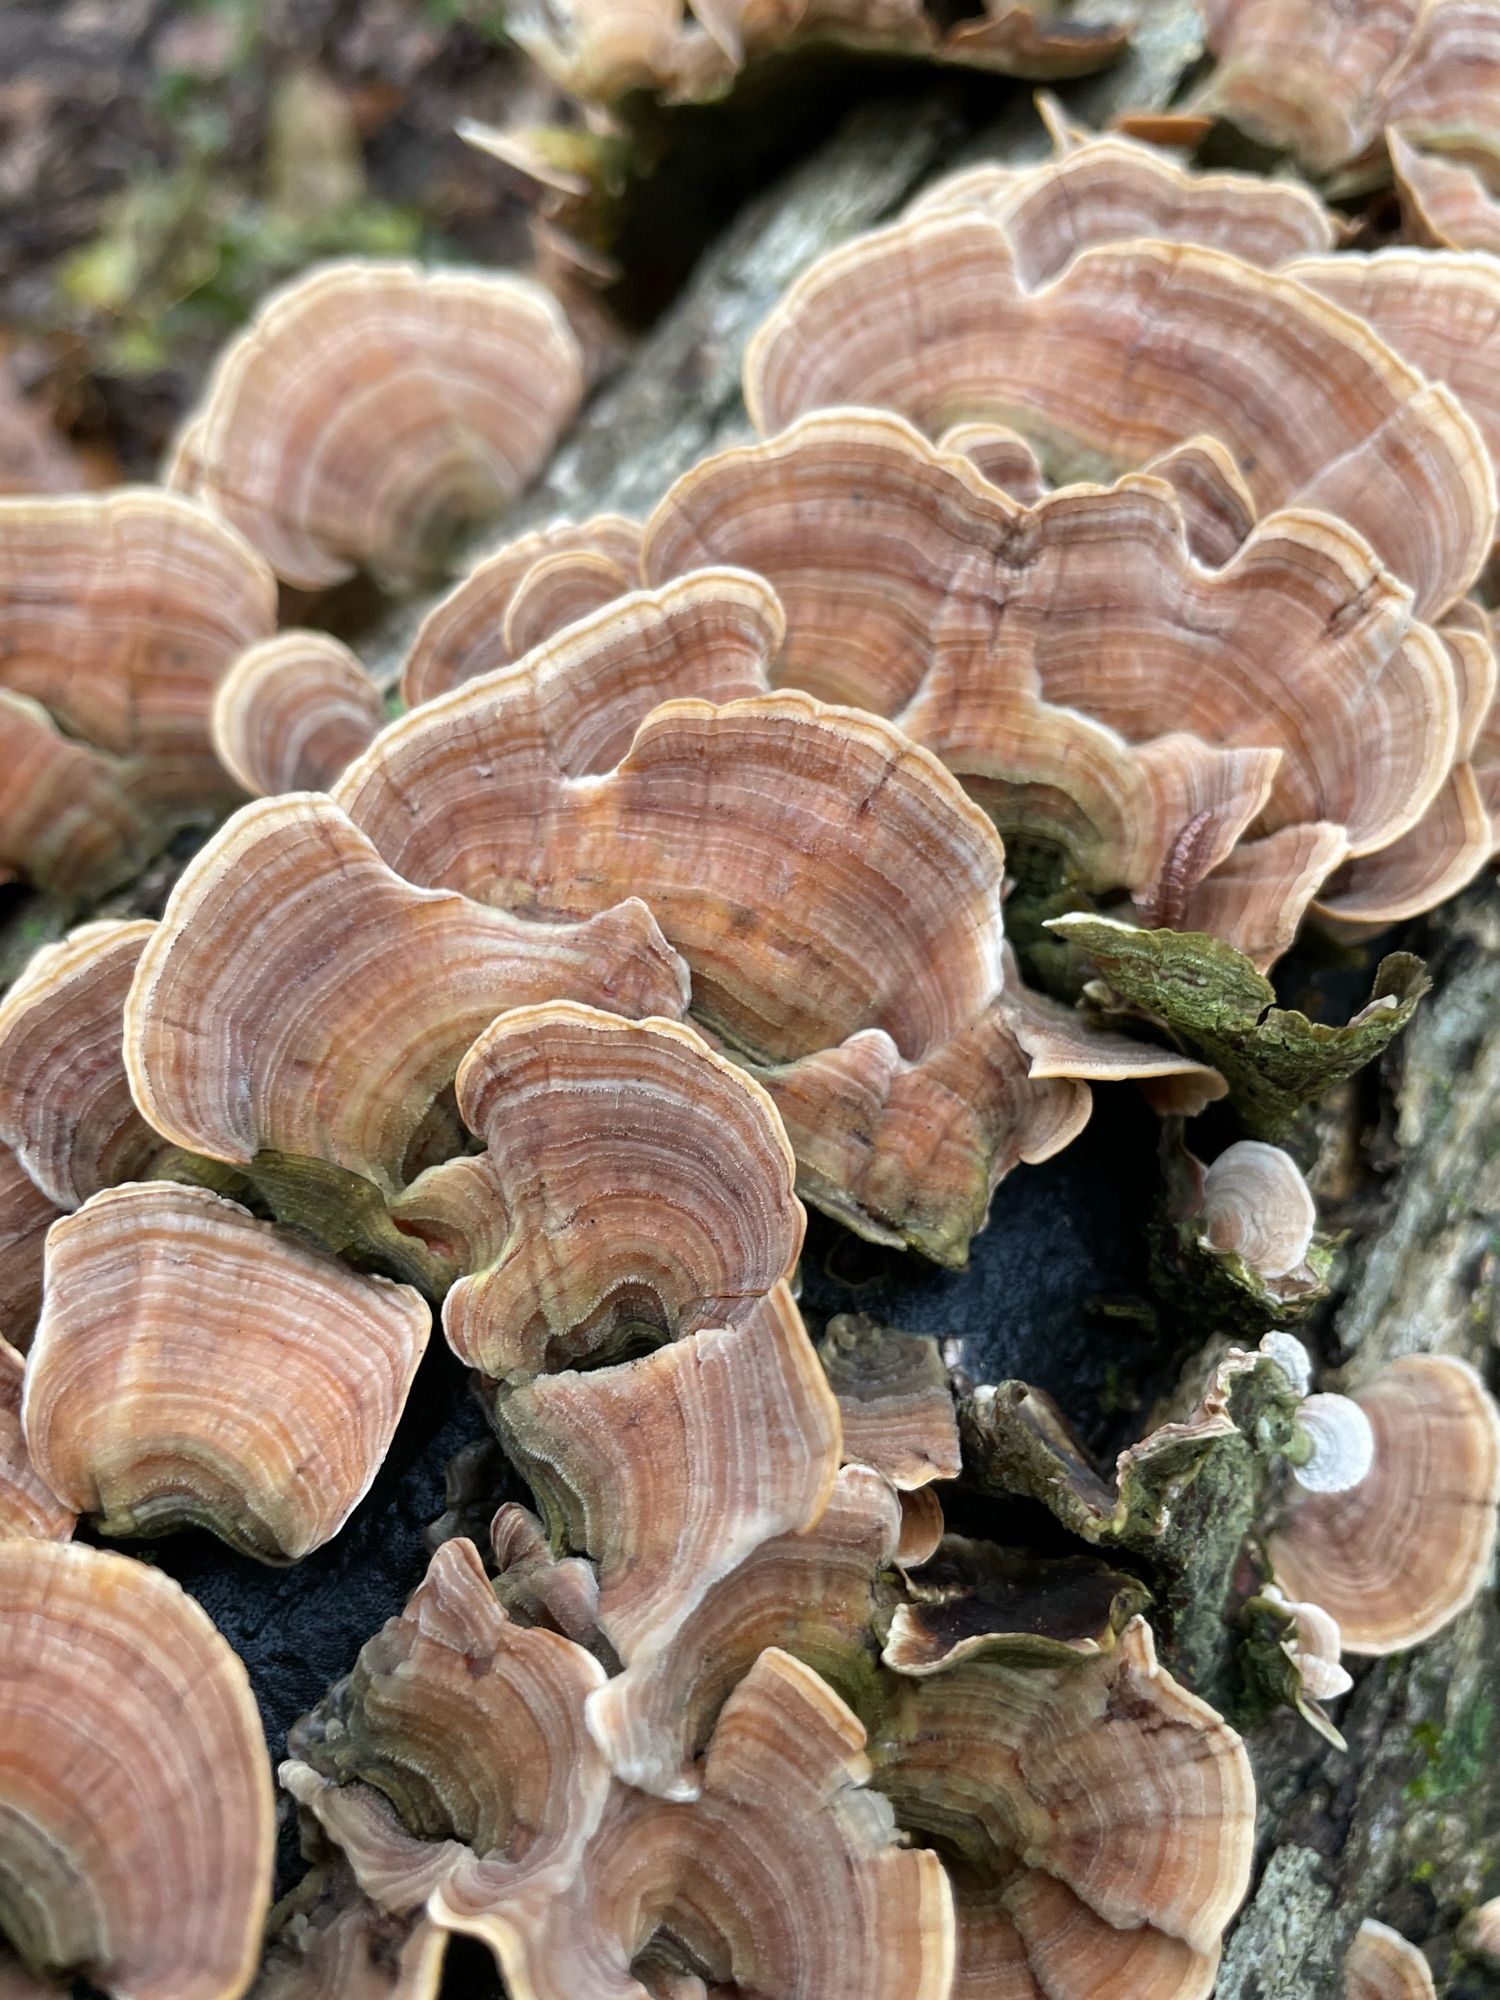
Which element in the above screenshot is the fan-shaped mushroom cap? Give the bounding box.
[212,633,385,797]
[490,1502,608,1654]
[0,1337,73,1541]
[1269,1353,1500,1653]
[1391,127,1500,253]
[124,792,689,1195]
[366,568,1213,1256]
[1136,0,1418,178]
[426,1003,801,1380]
[0,921,164,1209]
[1197,1140,1317,1281]
[1345,1919,1437,2000]
[585,1460,899,1798]
[0,489,277,825]
[167,261,584,590]
[882,1536,1149,1673]
[1286,249,1500,521]
[745,998,1097,1265]
[0,1144,60,1352]
[493,1282,840,1688]
[872,1614,1254,1999]
[1458,1896,1500,1968]
[400,517,644,707]
[1379,0,1500,167]
[252,1860,448,2000]
[284,1536,611,1920]
[744,219,1495,619]
[643,410,1458,896]
[0,1537,273,1999]
[908,128,1341,280]
[23,1182,431,1562]
[339,577,1007,1067]
[818,1313,960,1488]
[0,692,157,899]
[473,1646,956,2000]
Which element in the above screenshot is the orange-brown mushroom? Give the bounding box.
[422,1003,803,1383]
[908,123,1342,279]
[0,1143,62,1354]
[640,410,1459,932]
[212,633,386,797]
[0,1537,274,2000]
[0,1337,73,1542]
[1268,1353,1500,1653]
[281,1536,611,1923]
[252,1859,449,2000]
[0,692,157,899]
[744,213,1494,620]
[1345,1919,1437,2000]
[492,1283,841,1752]
[400,516,645,708]
[23,1182,432,1562]
[582,1461,901,1798]
[817,1312,961,1489]
[167,261,585,589]
[0,920,165,1209]
[872,1614,1255,1999]
[461,1647,956,2000]
[1391,126,1500,252]
[0,489,276,820]
[123,792,689,1196]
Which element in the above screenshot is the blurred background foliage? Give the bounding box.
[0,0,543,473]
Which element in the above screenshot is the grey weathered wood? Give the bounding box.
[1218,887,1500,1999]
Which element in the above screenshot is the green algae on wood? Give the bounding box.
[1048,914,1428,1139]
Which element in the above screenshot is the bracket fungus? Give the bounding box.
[872,1615,1255,1999]
[506,0,1133,107]
[1267,1352,1500,1653]
[23,1182,432,1562]
[1161,1136,1328,1317]
[0,920,165,1210]
[458,1646,956,2000]
[282,1536,612,1931]
[211,633,386,798]
[167,260,585,589]
[428,1003,804,1382]
[354,562,1212,1260]
[0,1537,274,2000]
[637,408,1467,952]
[1125,0,1498,186]
[123,791,689,1198]
[0,490,277,893]
[1050,916,1431,1139]
[817,1313,962,1490]
[743,204,1495,622]
[1345,1919,1438,2000]
[0,1338,72,1543]
[251,1860,449,2000]
[491,1283,842,1766]
[580,1460,901,1799]
[1392,125,1500,252]
[0,1145,60,1352]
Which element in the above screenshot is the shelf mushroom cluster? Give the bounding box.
[0,263,586,900]
[3,58,1500,2000]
